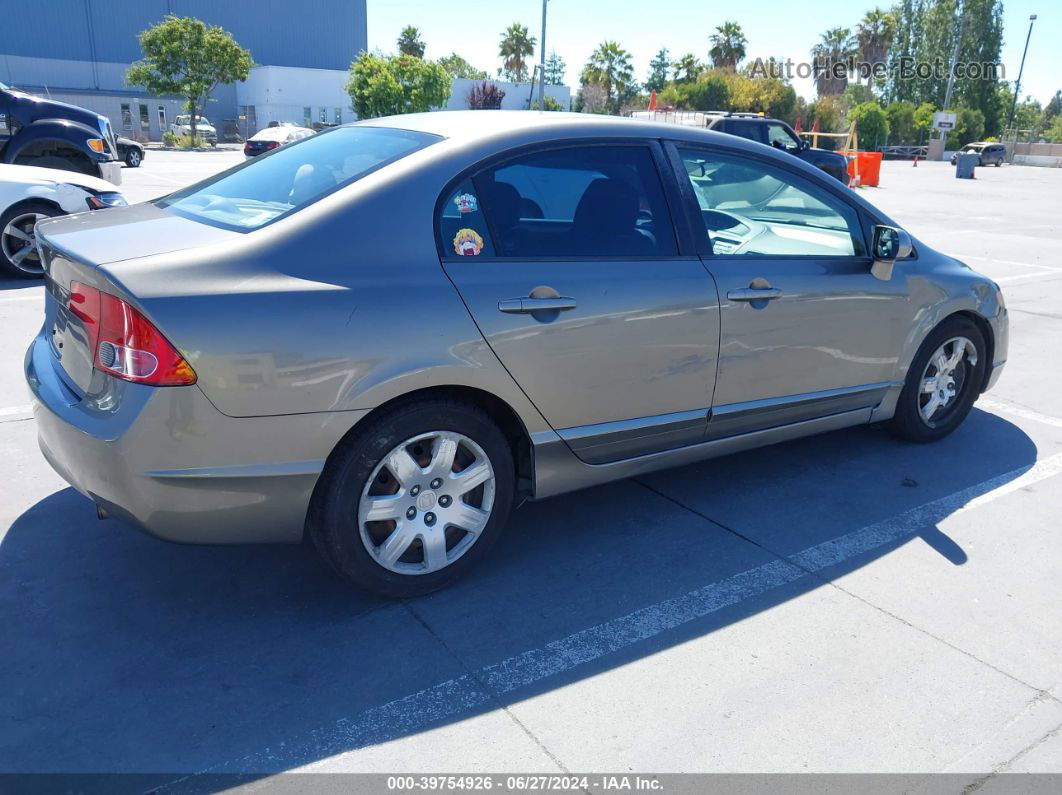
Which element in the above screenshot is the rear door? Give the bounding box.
[669,143,911,437]
[439,141,720,464]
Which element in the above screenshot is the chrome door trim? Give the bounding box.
[706,381,897,439]
[558,408,709,464]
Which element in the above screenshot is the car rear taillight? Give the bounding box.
[243,141,253,154]
[68,282,196,386]
[266,141,280,150]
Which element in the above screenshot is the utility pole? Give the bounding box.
[1008,14,1037,128]
[930,3,966,160]
[538,0,548,110]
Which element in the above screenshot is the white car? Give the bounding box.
[0,164,127,278]
[243,124,316,158]
[169,114,217,145]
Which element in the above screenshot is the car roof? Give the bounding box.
[351,109,772,154]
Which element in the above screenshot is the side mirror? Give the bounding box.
[800,138,811,151]
[870,225,912,281]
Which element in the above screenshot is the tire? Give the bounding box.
[124,148,142,167]
[887,316,987,442]
[19,154,95,176]
[309,400,516,597]
[994,160,1002,167]
[0,201,62,279]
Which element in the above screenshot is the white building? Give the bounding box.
[447,79,571,111]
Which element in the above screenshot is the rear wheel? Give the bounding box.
[0,201,61,278]
[887,316,987,442]
[309,400,515,597]
[124,148,142,167]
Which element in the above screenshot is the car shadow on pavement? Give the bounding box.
[0,408,1038,783]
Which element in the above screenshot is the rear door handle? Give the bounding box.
[727,287,783,302]
[498,297,577,314]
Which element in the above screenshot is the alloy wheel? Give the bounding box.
[1,212,47,275]
[358,430,496,575]
[918,336,978,425]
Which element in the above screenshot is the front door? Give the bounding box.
[439,143,720,463]
[672,144,912,437]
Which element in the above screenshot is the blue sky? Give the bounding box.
[367,0,1058,106]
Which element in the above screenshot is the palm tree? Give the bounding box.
[581,41,635,115]
[855,8,897,82]
[498,23,536,83]
[396,25,425,58]
[709,21,747,70]
[811,27,856,97]
[672,53,703,84]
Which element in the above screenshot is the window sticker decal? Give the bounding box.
[453,228,485,256]
[453,193,478,213]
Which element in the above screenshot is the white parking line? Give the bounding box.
[953,254,1062,273]
[0,293,43,303]
[978,397,1062,430]
[0,404,32,418]
[161,450,1062,782]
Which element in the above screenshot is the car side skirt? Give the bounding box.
[531,407,873,500]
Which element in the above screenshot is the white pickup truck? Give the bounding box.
[169,114,217,145]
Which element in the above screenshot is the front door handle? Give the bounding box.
[727,287,783,302]
[498,296,577,314]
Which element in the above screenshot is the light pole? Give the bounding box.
[1008,14,1037,128]
[538,0,548,110]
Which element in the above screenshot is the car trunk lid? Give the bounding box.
[36,203,239,396]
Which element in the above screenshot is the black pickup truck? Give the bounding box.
[0,82,122,185]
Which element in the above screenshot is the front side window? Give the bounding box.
[724,120,765,143]
[678,147,862,257]
[467,145,677,258]
[159,126,439,231]
[766,123,801,152]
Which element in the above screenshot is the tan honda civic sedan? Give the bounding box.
[27,111,1007,596]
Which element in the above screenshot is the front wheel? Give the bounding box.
[309,400,515,597]
[125,148,142,167]
[887,316,987,442]
[0,201,62,278]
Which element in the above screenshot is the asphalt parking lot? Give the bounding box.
[1,154,1061,784]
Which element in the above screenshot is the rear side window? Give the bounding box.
[454,145,676,258]
[723,120,766,143]
[159,126,439,231]
[438,179,495,257]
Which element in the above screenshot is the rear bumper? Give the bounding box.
[25,332,366,544]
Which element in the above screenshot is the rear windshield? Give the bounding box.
[158,126,440,231]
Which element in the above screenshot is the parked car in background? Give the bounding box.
[0,163,126,277]
[950,142,1006,167]
[116,137,145,168]
[27,112,1007,597]
[631,110,851,184]
[1,81,122,184]
[169,114,217,145]
[243,124,315,158]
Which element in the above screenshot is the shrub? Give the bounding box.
[161,130,178,147]
[467,82,506,110]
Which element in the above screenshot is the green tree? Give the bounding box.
[581,41,636,115]
[397,25,425,58]
[947,106,985,147]
[811,27,855,97]
[677,73,731,111]
[542,95,565,111]
[346,53,451,118]
[543,51,567,85]
[646,48,671,93]
[1044,115,1062,143]
[1012,98,1043,133]
[498,23,536,82]
[885,100,916,144]
[849,101,890,149]
[126,15,251,145]
[709,21,747,70]
[913,101,937,141]
[855,8,897,69]
[672,53,703,83]
[437,53,488,80]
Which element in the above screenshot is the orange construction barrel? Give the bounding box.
[845,151,883,187]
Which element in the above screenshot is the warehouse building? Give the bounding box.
[0,0,367,141]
